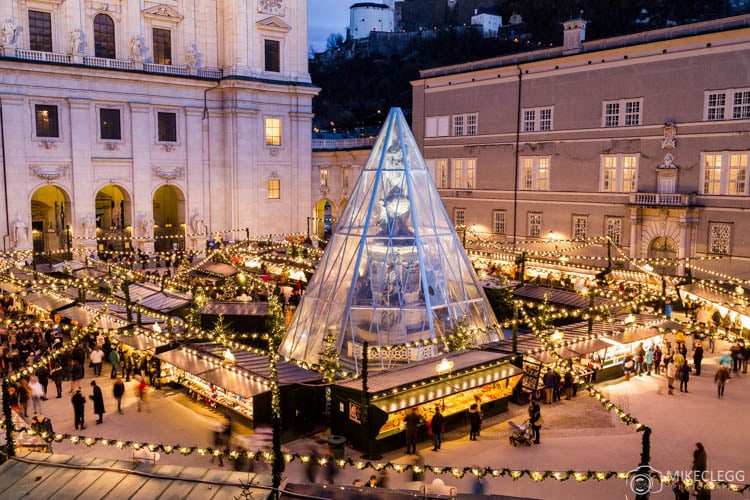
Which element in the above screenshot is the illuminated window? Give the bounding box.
[492,210,506,234]
[265,117,282,146]
[709,222,731,255]
[451,158,476,189]
[600,154,638,192]
[701,152,749,195]
[152,28,172,65]
[35,104,59,138]
[437,159,448,188]
[320,169,329,188]
[267,178,281,199]
[520,157,550,191]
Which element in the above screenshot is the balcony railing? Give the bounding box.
[629,192,695,207]
[312,137,376,150]
[8,49,224,79]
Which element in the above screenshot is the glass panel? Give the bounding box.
[152,28,171,65]
[94,14,116,58]
[28,11,52,52]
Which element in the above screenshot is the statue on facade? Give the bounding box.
[130,36,144,61]
[185,44,199,68]
[13,213,30,249]
[141,214,154,238]
[82,214,97,239]
[1,18,19,48]
[190,208,205,235]
[70,28,84,54]
[661,121,677,149]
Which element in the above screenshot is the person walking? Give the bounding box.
[529,401,542,444]
[89,380,105,424]
[69,359,84,393]
[467,403,482,440]
[403,407,420,454]
[692,442,707,480]
[29,376,44,415]
[17,378,31,417]
[693,341,704,376]
[653,344,663,375]
[666,359,676,395]
[679,361,690,393]
[113,377,125,414]
[634,343,645,376]
[34,364,49,400]
[563,370,574,400]
[71,388,86,430]
[542,368,555,404]
[715,364,731,398]
[430,406,444,451]
[50,360,63,398]
[109,347,120,379]
[645,345,654,376]
[90,346,104,376]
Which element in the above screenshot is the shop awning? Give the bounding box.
[71,267,107,279]
[85,302,161,325]
[55,305,127,330]
[371,363,522,413]
[568,338,612,355]
[197,367,269,398]
[198,262,238,277]
[607,326,661,345]
[156,348,218,375]
[0,282,24,293]
[115,283,161,302]
[200,301,268,316]
[23,292,75,312]
[138,292,190,314]
[513,285,610,309]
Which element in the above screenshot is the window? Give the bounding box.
[265,117,282,146]
[600,154,638,192]
[454,208,465,227]
[709,222,732,255]
[701,152,749,196]
[522,106,553,132]
[603,98,642,127]
[99,108,121,140]
[152,28,172,65]
[451,158,476,189]
[605,217,623,246]
[265,39,280,72]
[492,210,506,234]
[528,212,542,238]
[452,113,478,136]
[520,157,550,191]
[425,116,449,137]
[320,169,329,188]
[28,10,53,52]
[342,169,350,191]
[94,14,116,58]
[35,105,59,138]
[704,88,750,121]
[572,215,588,240]
[267,178,281,199]
[436,159,448,188]
[157,112,177,142]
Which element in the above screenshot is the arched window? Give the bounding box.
[94,14,116,59]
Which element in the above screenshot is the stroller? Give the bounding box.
[508,420,534,447]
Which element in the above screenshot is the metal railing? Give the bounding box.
[312,137,376,150]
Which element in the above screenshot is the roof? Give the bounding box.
[23,292,76,312]
[350,2,390,9]
[85,301,161,325]
[138,291,191,313]
[336,350,510,394]
[0,281,25,293]
[200,301,268,316]
[55,305,128,330]
[198,262,238,277]
[0,452,264,499]
[114,283,161,302]
[114,332,171,352]
[513,285,610,308]
[419,13,750,79]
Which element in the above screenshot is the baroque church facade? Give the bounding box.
[0,0,317,255]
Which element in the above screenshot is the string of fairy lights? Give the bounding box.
[1,232,750,492]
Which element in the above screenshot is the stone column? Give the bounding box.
[68,98,97,255]
[130,103,154,253]
[628,207,641,260]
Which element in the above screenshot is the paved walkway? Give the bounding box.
[3,336,750,499]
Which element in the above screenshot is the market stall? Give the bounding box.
[156,343,323,434]
[331,350,521,453]
[199,301,268,337]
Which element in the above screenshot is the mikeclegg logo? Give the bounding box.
[627,465,663,496]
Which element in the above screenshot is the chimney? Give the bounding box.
[562,18,586,55]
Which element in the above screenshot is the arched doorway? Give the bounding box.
[153,185,185,252]
[648,236,678,276]
[314,199,335,240]
[96,184,131,256]
[30,185,71,257]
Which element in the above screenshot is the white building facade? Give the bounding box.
[349,2,395,40]
[0,0,317,255]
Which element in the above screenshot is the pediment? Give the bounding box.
[256,16,291,33]
[142,4,184,22]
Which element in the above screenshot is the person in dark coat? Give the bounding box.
[69,359,84,393]
[430,406,445,451]
[71,388,86,430]
[35,364,49,400]
[679,362,691,392]
[693,341,704,376]
[89,380,105,424]
[113,377,125,414]
[50,360,64,398]
[403,407,421,454]
[529,401,542,444]
[467,403,482,440]
[692,442,707,478]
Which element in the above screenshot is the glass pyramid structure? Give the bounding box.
[280,108,499,374]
